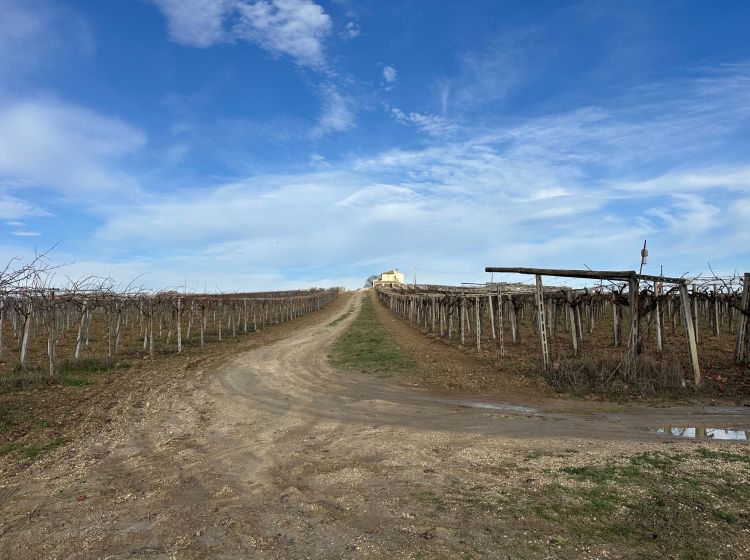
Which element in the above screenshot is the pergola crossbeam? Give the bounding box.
[484,267,688,285]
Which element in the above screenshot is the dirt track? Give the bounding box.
[1,291,749,559]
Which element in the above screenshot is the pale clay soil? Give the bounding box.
[0,291,748,559]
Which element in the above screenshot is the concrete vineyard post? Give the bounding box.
[496,285,505,357]
[19,303,32,369]
[475,296,481,352]
[47,290,57,377]
[488,293,496,340]
[74,299,88,360]
[177,298,182,353]
[534,274,550,371]
[679,283,701,386]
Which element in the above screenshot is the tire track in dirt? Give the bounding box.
[209,290,750,441]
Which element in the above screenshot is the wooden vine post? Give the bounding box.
[566,288,578,356]
[736,273,750,364]
[534,274,550,370]
[627,276,640,360]
[679,282,701,386]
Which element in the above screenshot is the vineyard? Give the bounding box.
[376,267,750,394]
[0,266,338,382]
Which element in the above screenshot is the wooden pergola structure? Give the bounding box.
[484,266,703,386]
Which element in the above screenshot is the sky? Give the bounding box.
[1,0,749,291]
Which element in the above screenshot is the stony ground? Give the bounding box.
[0,291,748,559]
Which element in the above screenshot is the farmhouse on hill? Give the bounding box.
[372,269,406,288]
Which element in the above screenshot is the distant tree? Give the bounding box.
[364,275,379,288]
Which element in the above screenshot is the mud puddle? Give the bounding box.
[412,395,536,414]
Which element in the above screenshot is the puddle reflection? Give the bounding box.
[412,395,535,414]
[653,426,748,440]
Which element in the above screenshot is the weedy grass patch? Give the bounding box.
[59,358,131,387]
[330,295,416,377]
[0,436,65,461]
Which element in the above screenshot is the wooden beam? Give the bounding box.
[485,266,689,285]
[486,266,634,281]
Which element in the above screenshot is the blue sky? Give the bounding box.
[1,0,749,291]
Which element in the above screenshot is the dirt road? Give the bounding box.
[1,291,748,559]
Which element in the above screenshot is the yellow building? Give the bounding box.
[373,269,405,288]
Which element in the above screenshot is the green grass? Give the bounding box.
[696,447,750,464]
[413,489,447,512]
[329,295,416,377]
[328,306,355,326]
[546,450,750,555]
[0,404,12,434]
[59,358,130,387]
[0,436,65,460]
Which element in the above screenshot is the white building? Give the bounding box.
[372,269,405,288]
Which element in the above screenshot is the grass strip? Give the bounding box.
[329,293,416,377]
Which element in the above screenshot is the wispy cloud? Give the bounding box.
[0,98,145,193]
[340,21,360,40]
[0,0,93,81]
[449,28,533,112]
[390,108,457,137]
[311,85,356,138]
[382,65,397,84]
[0,193,48,220]
[150,0,332,68]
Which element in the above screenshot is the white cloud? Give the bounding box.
[309,153,330,168]
[341,21,361,40]
[0,0,94,80]
[390,107,457,136]
[149,0,231,48]
[11,230,41,237]
[0,193,47,220]
[163,143,191,164]
[0,99,145,193]
[449,29,531,112]
[151,0,332,67]
[311,86,356,137]
[6,64,750,290]
[382,65,397,83]
[612,167,750,194]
